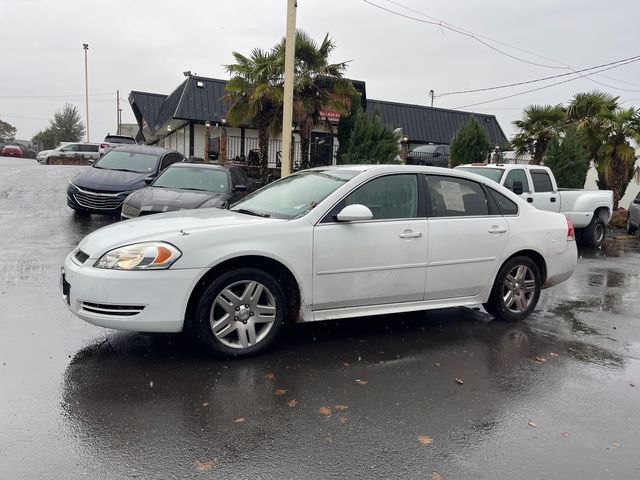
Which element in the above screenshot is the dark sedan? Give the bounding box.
[67,145,184,215]
[120,163,256,219]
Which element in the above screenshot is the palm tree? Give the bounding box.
[225,49,283,185]
[511,104,566,165]
[567,91,619,166]
[595,107,640,208]
[274,31,356,169]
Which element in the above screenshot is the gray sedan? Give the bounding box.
[121,163,255,219]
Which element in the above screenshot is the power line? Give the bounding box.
[455,56,640,109]
[0,93,115,99]
[437,55,640,97]
[373,0,640,90]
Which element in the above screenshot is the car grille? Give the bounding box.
[73,187,125,211]
[79,301,146,317]
[74,249,90,264]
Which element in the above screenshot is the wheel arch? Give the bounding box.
[595,206,611,223]
[184,255,301,331]
[500,249,548,284]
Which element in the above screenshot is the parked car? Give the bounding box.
[1,145,23,157]
[37,142,101,164]
[406,144,450,167]
[66,145,185,216]
[121,162,256,219]
[627,192,640,234]
[62,165,577,358]
[99,134,137,156]
[456,163,614,247]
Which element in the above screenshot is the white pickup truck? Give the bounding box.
[456,164,614,247]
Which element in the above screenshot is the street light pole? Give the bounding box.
[83,43,90,142]
[429,89,434,108]
[280,0,297,178]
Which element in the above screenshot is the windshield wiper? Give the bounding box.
[109,168,139,173]
[232,208,271,218]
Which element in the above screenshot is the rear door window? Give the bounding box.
[426,175,489,217]
[530,170,554,192]
[487,188,519,215]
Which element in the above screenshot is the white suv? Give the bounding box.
[37,143,101,164]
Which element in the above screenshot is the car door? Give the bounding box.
[425,175,510,300]
[503,168,532,203]
[60,144,79,158]
[158,153,183,173]
[312,173,428,310]
[529,169,560,213]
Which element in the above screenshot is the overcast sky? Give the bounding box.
[1,0,639,144]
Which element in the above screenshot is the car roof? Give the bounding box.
[110,144,176,155]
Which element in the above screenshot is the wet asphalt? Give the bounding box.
[1,157,639,480]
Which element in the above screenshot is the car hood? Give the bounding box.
[72,167,149,192]
[77,208,285,257]
[129,187,225,212]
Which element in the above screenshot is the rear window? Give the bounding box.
[456,167,505,183]
[104,136,136,145]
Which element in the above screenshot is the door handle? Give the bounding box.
[550,197,556,202]
[488,226,508,234]
[527,197,534,203]
[399,230,423,239]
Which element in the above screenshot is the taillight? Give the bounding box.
[100,143,110,149]
[566,217,575,241]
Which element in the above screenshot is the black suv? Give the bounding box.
[67,145,184,215]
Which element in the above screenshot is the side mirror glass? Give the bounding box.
[233,184,247,192]
[336,204,373,222]
[634,197,640,204]
[512,181,524,195]
[144,175,154,185]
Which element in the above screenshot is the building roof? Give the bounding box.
[367,99,508,148]
[174,76,228,124]
[128,91,167,130]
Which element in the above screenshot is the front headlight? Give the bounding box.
[95,242,182,270]
[121,203,140,218]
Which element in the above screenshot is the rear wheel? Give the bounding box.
[484,256,541,322]
[193,268,286,358]
[581,216,606,248]
[627,215,638,235]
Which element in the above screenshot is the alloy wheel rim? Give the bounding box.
[210,280,276,349]
[501,265,536,314]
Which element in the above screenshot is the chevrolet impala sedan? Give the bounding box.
[62,165,577,357]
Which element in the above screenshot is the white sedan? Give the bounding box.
[62,165,577,357]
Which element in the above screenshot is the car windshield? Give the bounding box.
[456,167,505,183]
[93,150,159,173]
[105,136,136,144]
[411,145,439,153]
[231,169,360,219]
[153,167,229,193]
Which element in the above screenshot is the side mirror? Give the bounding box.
[233,184,247,192]
[336,204,373,222]
[634,198,640,204]
[512,181,524,195]
[144,175,154,185]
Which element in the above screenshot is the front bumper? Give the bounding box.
[62,252,203,332]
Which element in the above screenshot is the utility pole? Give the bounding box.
[116,90,120,135]
[429,89,434,108]
[280,0,297,178]
[83,43,90,142]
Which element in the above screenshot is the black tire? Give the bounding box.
[581,216,606,248]
[193,268,287,358]
[627,215,638,235]
[483,256,541,322]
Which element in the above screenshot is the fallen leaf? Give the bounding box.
[287,399,298,408]
[343,362,350,367]
[202,402,209,407]
[195,459,215,472]
[264,373,275,380]
[274,389,287,396]
[528,421,537,428]
[319,406,332,416]
[339,414,348,424]
[535,356,547,363]
[454,378,464,385]
[355,379,368,385]
[335,404,349,411]
[549,352,559,357]
[612,442,620,448]
[562,432,570,438]
[418,435,433,445]
[234,417,245,423]
[629,380,636,387]
[434,362,441,367]
[432,473,443,480]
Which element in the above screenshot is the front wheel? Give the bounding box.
[581,216,606,248]
[627,215,638,235]
[484,256,541,322]
[193,268,286,358]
